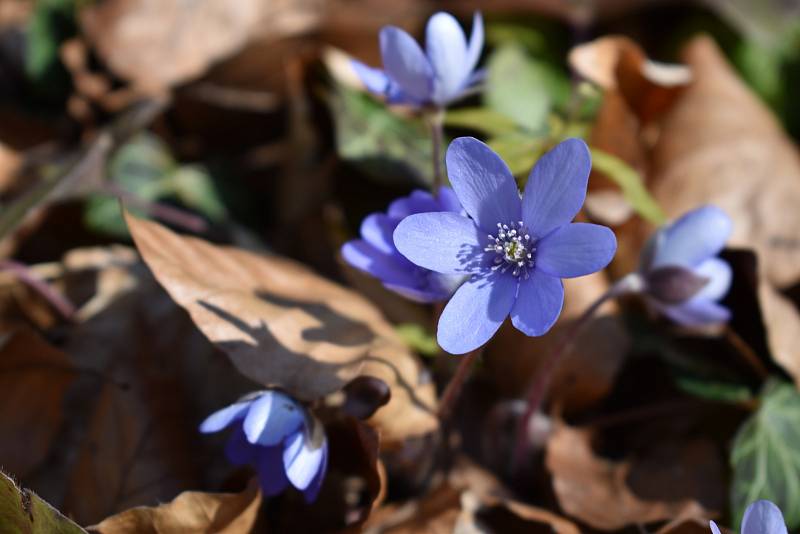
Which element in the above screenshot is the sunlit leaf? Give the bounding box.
[589,148,666,225]
[487,134,545,177]
[730,380,800,529]
[395,323,438,357]
[0,472,86,534]
[444,107,518,137]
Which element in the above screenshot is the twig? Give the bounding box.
[0,259,76,320]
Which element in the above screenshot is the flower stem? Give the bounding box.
[723,325,769,380]
[98,182,209,234]
[426,108,446,193]
[511,273,640,470]
[437,347,481,421]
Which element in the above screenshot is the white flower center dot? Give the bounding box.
[485,221,536,278]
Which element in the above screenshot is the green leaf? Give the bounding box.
[674,375,753,404]
[395,323,439,357]
[487,134,546,177]
[25,0,77,100]
[167,166,227,222]
[486,46,570,133]
[327,83,433,186]
[730,380,800,530]
[444,107,518,137]
[0,471,86,533]
[589,148,667,225]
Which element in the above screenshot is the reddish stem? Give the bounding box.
[437,347,481,421]
[0,260,76,320]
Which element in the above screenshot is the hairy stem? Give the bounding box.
[511,273,640,470]
[426,108,446,193]
[437,347,481,421]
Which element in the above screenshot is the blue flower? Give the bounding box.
[200,390,327,502]
[342,186,466,303]
[351,12,484,107]
[640,205,733,326]
[393,137,617,354]
[710,500,787,534]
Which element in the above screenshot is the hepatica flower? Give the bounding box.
[639,205,733,326]
[394,137,617,354]
[710,500,787,534]
[200,390,327,502]
[351,12,484,107]
[342,187,466,303]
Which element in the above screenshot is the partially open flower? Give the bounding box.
[200,390,327,502]
[351,12,484,108]
[639,205,733,326]
[342,186,466,303]
[710,500,787,534]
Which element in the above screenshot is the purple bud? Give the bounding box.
[342,376,391,420]
[645,265,710,304]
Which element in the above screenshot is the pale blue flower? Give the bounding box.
[200,390,327,502]
[352,12,484,107]
[710,500,787,534]
[393,137,617,354]
[640,205,733,326]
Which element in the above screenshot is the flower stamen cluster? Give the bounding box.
[486,221,536,278]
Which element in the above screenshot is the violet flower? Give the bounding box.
[639,205,733,326]
[200,390,327,502]
[342,187,466,303]
[710,500,787,534]
[351,12,484,107]
[393,137,617,354]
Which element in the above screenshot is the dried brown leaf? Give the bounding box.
[545,423,706,530]
[0,328,76,478]
[124,212,437,444]
[79,0,321,91]
[651,36,800,288]
[89,478,261,534]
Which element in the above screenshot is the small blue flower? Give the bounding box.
[342,186,466,303]
[393,137,617,354]
[710,500,787,534]
[351,12,484,107]
[200,390,327,502]
[640,205,733,326]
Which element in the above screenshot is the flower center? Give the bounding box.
[485,221,536,278]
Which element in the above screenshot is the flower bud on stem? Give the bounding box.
[510,273,642,471]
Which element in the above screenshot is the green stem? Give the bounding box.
[426,108,446,193]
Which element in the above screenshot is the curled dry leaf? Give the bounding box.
[651,36,800,288]
[88,478,261,534]
[485,272,628,413]
[0,328,76,478]
[545,423,707,531]
[79,0,322,91]
[124,211,437,444]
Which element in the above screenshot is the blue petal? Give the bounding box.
[387,189,438,219]
[693,258,732,301]
[535,223,617,278]
[342,240,420,287]
[199,401,250,434]
[393,212,484,274]
[425,12,468,104]
[224,427,259,465]
[301,439,328,503]
[351,60,389,95]
[243,391,304,446]
[660,299,731,326]
[709,521,722,534]
[465,12,484,75]
[437,271,518,354]
[510,270,564,336]
[379,26,433,102]
[437,186,463,213]
[360,213,397,255]
[521,138,591,238]
[283,430,327,491]
[651,205,732,268]
[742,500,787,534]
[446,137,521,232]
[255,444,292,497]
